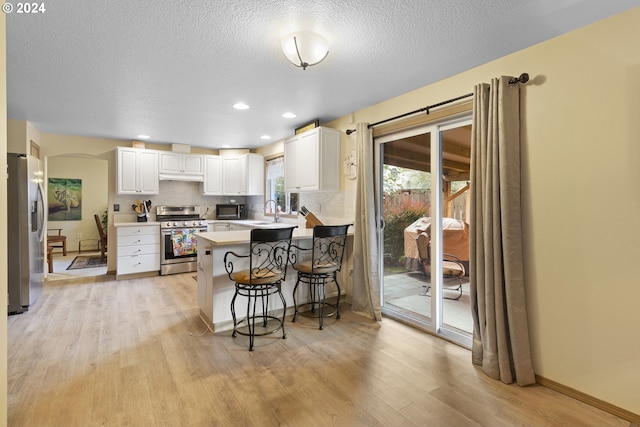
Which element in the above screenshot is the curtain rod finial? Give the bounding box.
[509,73,529,85]
[346,129,356,135]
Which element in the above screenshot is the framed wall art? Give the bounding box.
[295,119,319,135]
[48,178,82,221]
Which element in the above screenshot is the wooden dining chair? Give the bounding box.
[46,228,67,256]
[94,214,108,259]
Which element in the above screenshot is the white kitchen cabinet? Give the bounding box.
[116,225,160,276]
[228,223,251,231]
[203,155,222,195]
[158,152,204,180]
[284,126,340,192]
[116,147,159,195]
[211,222,230,232]
[222,153,264,196]
[222,157,241,195]
[244,153,264,195]
[208,222,250,231]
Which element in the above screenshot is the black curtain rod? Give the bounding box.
[344,92,471,135]
[345,72,529,135]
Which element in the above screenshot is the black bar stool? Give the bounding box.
[291,224,351,330]
[224,226,297,351]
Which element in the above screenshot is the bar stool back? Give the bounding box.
[224,226,297,351]
[291,224,351,330]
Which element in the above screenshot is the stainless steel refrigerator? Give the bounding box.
[8,153,46,314]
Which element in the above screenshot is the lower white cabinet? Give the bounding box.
[215,223,231,231]
[116,225,160,276]
[209,222,249,231]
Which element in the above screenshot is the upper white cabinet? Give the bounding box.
[285,126,341,192]
[222,153,264,196]
[158,152,204,181]
[116,147,159,195]
[203,155,222,195]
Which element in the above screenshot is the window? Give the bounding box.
[265,156,298,216]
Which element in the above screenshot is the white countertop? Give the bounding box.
[196,226,314,246]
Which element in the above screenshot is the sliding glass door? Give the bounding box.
[376,114,472,347]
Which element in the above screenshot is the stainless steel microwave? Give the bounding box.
[216,204,247,220]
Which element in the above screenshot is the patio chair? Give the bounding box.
[416,231,465,300]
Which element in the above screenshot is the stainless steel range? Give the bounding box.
[156,205,208,276]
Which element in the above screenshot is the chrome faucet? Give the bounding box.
[264,199,280,223]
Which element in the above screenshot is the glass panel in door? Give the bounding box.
[379,132,434,328]
[435,121,472,346]
[377,116,472,347]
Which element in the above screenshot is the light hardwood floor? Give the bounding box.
[7,273,634,427]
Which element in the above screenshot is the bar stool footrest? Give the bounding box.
[233,315,286,337]
[295,301,339,319]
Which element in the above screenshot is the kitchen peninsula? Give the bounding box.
[195,226,353,333]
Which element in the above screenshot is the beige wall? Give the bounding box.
[1,11,7,427]
[5,6,639,419]
[38,134,233,272]
[7,119,40,154]
[323,7,640,415]
[47,156,109,253]
[6,119,25,153]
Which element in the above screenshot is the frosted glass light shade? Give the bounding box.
[281,31,329,70]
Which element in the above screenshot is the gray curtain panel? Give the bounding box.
[470,76,535,386]
[352,122,382,321]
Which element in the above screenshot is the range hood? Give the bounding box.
[158,173,204,182]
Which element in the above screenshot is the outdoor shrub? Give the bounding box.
[383,193,429,267]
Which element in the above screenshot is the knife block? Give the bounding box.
[304,211,324,228]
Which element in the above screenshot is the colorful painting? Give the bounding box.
[48,178,82,221]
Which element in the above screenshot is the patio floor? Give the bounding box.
[383,270,473,334]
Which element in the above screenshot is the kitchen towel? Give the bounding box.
[171,229,198,257]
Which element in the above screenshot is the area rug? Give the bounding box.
[66,255,107,270]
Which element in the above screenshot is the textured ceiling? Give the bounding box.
[6,0,637,149]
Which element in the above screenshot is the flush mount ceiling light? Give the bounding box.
[281,31,329,70]
[233,102,250,110]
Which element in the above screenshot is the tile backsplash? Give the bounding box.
[112,180,355,223]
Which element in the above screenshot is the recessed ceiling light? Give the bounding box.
[221,144,232,148]
[260,135,272,140]
[282,112,296,119]
[233,102,250,110]
[137,134,150,139]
